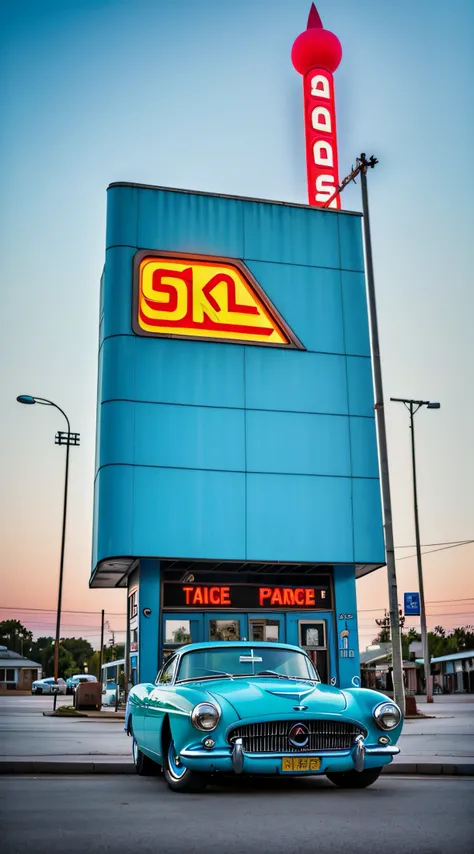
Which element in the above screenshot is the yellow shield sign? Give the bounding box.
[133,251,302,348]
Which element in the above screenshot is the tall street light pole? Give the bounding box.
[357,156,405,715]
[390,397,440,703]
[17,395,80,710]
[325,154,406,712]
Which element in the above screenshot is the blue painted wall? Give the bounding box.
[137,559,161,684]
[92,185,384,575]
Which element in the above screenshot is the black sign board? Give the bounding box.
[163,584,331,610]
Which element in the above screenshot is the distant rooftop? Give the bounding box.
[0,647,41,667]
[416,650,474,665]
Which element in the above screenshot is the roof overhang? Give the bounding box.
[90,557,386,588]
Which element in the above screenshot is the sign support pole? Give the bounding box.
[359,157,405,714]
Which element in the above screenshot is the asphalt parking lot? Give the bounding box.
[1,774,473,854]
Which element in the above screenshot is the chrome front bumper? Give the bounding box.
[180,738,399,775]
[230,736,399,775]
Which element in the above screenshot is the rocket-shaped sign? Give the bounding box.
[291,4,342,209]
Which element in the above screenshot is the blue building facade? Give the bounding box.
[91,183,384,688]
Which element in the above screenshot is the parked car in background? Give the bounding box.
[125,641,403,793]
[101,659,125,706]
[66,674,98,695]
[31,677,67,695]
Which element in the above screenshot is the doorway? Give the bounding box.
[248,614,284,643]
[204,613,247,642]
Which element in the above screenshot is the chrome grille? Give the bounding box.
[228,720,365,753]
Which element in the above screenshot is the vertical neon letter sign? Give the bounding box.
[291,4,342,209]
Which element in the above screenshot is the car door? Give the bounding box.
[143,655,179,760]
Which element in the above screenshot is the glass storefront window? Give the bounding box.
[209,619,240,641]
[165,620,191,645]
[249,620,279,642]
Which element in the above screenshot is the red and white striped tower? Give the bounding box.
[291,4,343,209]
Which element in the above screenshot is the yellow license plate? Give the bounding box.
[281,757,321,772]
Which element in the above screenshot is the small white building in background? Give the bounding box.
[416,650,474,694]
[0,645,42,691]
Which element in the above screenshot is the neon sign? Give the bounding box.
[133,251,302,347]
[291,4,342,209]
[163,584,331,610]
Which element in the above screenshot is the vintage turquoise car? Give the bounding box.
[125,641,402,792]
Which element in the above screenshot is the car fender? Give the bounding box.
[342,688,404,742]
[166,691,240,757]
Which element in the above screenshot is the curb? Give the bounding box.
[0,761,135,774]
[383,762,474,776]
[42,712,125,720]
[1,760,473,776]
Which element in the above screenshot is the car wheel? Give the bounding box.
[132,735,159,776]
[163,740,207,793]
[326,767,383,789]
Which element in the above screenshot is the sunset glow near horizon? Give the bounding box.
[1,0,473,651]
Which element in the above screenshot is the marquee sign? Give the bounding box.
[163,584,331,610]
[291,4,342,209]
[133,251,302,348]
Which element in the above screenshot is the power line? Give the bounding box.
[395,540,474,548]
[358,598,474,612]
[396,541,474,561]
[0,607,126,616]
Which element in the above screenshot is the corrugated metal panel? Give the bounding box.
[93,185,383,575]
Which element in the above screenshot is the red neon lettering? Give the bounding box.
[145,268,191,313]
[183,586,193,605]
[221,587,231,605]
[305,589,315,606]
[283,588,295,606]
[271,588,283,606]
[193,587,203,605]
[259,588,272,606]
[209,587,220,605]
[295,589,305,606]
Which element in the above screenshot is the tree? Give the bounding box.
[174,626,191,644]
[61,637,94,672]
[41,642,77,678]
[373,611,391,645]
[0,620,33,656]
[30,636,53,665]
[87,644,126,679]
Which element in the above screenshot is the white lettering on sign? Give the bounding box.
[313,140,333,167]
[311,106,331,132]
[310,74,330,99]
[303,67,340,210]
[316,175,337,207]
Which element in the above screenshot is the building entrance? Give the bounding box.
[248,615,283,642]
[161,609,334,684]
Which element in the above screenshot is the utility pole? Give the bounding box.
[99,609,105,695]
[325,155,406,713]
[391,397,440,703]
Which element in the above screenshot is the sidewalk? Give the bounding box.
[1,693,473,775]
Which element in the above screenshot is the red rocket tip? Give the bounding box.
[291,3,342,75]
[307,3,323,29]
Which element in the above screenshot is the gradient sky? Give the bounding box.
[1,0,473,650]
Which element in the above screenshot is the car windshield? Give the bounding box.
[176,647,318,683]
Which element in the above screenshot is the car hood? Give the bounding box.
[204,678,347,719]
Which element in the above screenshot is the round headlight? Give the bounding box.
[373,701,402,730]
[191,702,221,731]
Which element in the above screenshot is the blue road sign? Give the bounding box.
[404,592,420,616]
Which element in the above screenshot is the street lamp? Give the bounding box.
[16,395,80,709]
[390,397,440,703]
